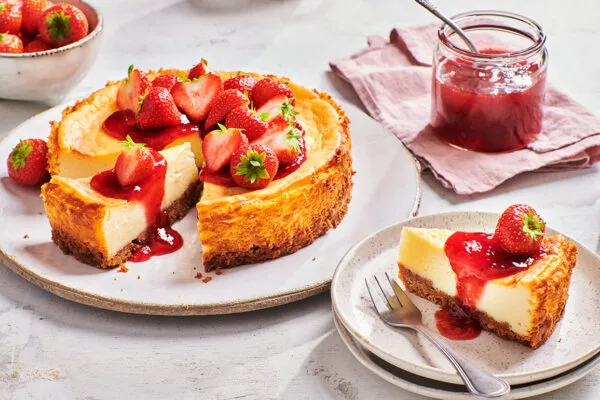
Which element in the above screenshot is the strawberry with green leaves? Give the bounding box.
[187,58,209,81]
[251,78,295,108]
[39,3,88,47]
[117,65,151,112]
[7,138,49,186]
[114,135,155,187]
[0,32,23,53]
[224,75,258,98]
[257,95,297,123]
[0,1,22,35]
[230,144,279,190]
[494,204,546,255]
[225,105,269,141]
[202,123,247,172]
[204,89,249,130]
[135,86,183,130]
[171,73,223,122]
[254,117,305,166]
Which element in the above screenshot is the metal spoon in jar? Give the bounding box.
[413,0,480,53]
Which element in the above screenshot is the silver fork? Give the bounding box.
[365,272,510,398]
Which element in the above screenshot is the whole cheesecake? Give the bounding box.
[45,65,353,271]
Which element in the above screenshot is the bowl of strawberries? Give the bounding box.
[0,0,102,103]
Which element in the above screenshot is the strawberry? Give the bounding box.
[202,123,247,171]
[494,204,546,255]
[256,95,297,123]
[224,75,258,97]
[230,144,279,190]
[171,73,222,122]
[204,89,249,130]
[225,105,269,141]
[116,65,151,112]
[39,3,88,47]
[135,87,183,130]
[23,38,50,52]
[187,58,209,81]
[251,78,295,109]
[0,32,22,53]
[151,74,178,91]
[114,135,155,186]
[254,117,305,165]
[0,1,22,35]
[7,138,49,186]
[21,0,51,36]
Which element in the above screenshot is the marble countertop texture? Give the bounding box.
[1,0,599,398]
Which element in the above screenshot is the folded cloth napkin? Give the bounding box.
[330,24,600,194]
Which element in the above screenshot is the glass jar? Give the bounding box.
[430,11,548,153]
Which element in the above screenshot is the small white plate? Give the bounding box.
[0,101,420,315]
[331,212,600,385]
[334,312,600,399]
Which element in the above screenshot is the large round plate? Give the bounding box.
[0,101,420,315]
[331,212,600,385]
[333,312,600,399]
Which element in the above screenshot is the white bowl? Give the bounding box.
[0,0,103,104]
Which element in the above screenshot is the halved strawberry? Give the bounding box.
[202,123,247,172]
[204,89,249,131]
[256,95,297,123]
[151,74,178,91]
[135,87,183,130]
[224,75,258,97]
[254,117,305,165]
[171,73,223,122]
[230,144,279,190]
[114,136,155,187]
[251,78,295,108]
[187,58,209,81]
[225,105,269,141]
[117,65,151,112]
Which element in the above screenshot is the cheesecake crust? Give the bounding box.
[46,181,201,269]
[398,235,578,349]
[198,92,353,271]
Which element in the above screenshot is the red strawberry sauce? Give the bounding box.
[90,150,183,262]
[103,110,201,150]
[434,231,546,340]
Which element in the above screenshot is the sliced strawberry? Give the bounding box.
[135,87,183,130]
[256,95,298,123]
[151,74,178,91]
[117,65,151,112]
[171,73,223,122]
[230,144,279,190]
[114,137,155,187]
[225,105,269,141]
[187,58,209,80]
[204,89,249,131]
[251,78,295,109]
[202,123,247,172]
[254,117,305,165]
[224,75,258,97]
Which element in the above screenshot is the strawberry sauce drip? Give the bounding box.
[129,224,184,262]
[434,307,482,340]
[444,232,545,309]
[103,110,201,150]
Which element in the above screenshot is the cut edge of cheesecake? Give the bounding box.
[397,227,578,349]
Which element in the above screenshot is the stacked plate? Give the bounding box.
[331,212,600,399]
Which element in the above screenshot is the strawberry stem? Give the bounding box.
[47,11,72,42]
[119,135,147,149]
[234,149,270,184]
[522,210,545,240]
[9,140,33,169]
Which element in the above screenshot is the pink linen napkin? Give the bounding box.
[330,24,600,194]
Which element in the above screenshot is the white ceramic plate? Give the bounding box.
[0,102,420,315]
[333,312,600,399]
[331,212,600,385]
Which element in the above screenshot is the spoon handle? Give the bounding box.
[413,0,479,53]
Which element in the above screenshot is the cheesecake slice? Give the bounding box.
[42,143,201,268]
[397,227,578,349]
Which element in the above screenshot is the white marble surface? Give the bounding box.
[1,0,599,398]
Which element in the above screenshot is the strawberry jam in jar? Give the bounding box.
[431,11,548,152]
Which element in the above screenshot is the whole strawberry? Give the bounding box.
[204,89,249,130]
[0,1,22,35]
[0,32,23,53]
[251,78,295,108]
[7,138,49,186]
[494,204,546,255]
[225,105,269,141]
[135,87,183,130]
[224,75,258,98]
[39,3,88,47]
[23,38,51,52]
[152,74,178,91]
[21,0,51,36]
[187,58,209,80]
[230,144,279,190]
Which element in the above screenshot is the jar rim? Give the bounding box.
[437,10,546,60]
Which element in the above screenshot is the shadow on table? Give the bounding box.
[186,0,300,14]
